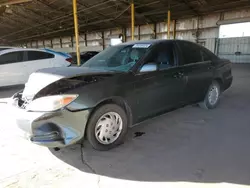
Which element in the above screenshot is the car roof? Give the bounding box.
[0,46,15,49]
[0,48,53,55]
[117,39,195,46]
[119,39,177,46]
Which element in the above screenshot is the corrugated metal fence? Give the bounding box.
[43,35,250,64]
[216,37,250,63]
[195,37,250,64]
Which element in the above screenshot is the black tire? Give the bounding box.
[86,104,128,151]
[199,81,221,109]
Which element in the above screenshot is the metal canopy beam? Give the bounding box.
[0,0,32,6]
[0,1,111,40]
[77,1,127,28]
[116,0,154,24]
[36,0,65,13]
[1,0,250,43]
[177,0,200,15]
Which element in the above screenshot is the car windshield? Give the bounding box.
[82,44,150,72]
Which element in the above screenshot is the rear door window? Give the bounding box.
[0,51,24,64]
[201,49,211,61]
[27,51,54,61]
[201,47,219,61]
[145,42,176,70]
[178,41,202,65]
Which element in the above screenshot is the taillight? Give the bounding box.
[66,58,73,63]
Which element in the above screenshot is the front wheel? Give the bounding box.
[86,104,128,151]
[199,81,221,109]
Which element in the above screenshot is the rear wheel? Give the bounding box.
[86,104,128,151]
[199,81,221,109]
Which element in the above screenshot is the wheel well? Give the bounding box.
[86,97,133,133]
[214,78,223,90]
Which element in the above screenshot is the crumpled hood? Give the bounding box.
[22,67,115,100]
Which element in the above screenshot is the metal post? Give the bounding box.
[167,10,171,39]
[84,33,87,46]
[102,31,105,50]
[123,28,127,42]
[71,36,74,47]
[73,0,80,66]
[154,23,157,39]
[215,38,220,56]
[138,25,140,40]
[131,0,135,41]
[173,19,176,39]
[196,16,200,43]
[60,37,63,48]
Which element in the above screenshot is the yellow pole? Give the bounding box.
[73,0,80,66]
[167,10,171,39]
[131,0,135,41]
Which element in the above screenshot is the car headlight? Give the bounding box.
[26,94,78,112]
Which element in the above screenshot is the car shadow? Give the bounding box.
[50,95,250,185]
[0,85,24,98]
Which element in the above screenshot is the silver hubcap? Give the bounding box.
[95,112,123,145]
[208,85,219,105]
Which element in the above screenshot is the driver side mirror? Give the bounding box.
[139,63,158,73]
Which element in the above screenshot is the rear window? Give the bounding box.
[201,47,219,61]
[27,51,54,61]
[44,49,71,58]
[201,49,211,61]
[178,41,203,65]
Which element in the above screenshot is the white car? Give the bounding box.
[0,46,15,51]
[0,48,71,87]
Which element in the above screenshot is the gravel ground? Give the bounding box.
[0,64,250,188]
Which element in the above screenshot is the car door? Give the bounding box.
[176,41,213,103]
[0,50,26,86]
[23,50,55,81]
[131,42,187,121]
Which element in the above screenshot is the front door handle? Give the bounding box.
[173,72,184,78]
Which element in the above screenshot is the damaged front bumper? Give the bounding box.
[11,101,91,148]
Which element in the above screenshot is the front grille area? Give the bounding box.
[19,99,30,109]
[13,91,31,109]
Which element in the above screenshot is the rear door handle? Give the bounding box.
[207,62,213,70]
[208,66,213,70]
[173,72,184,78]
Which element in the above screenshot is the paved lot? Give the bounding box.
[0,65,250,188]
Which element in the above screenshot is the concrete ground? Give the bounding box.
[0,65,250,188]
